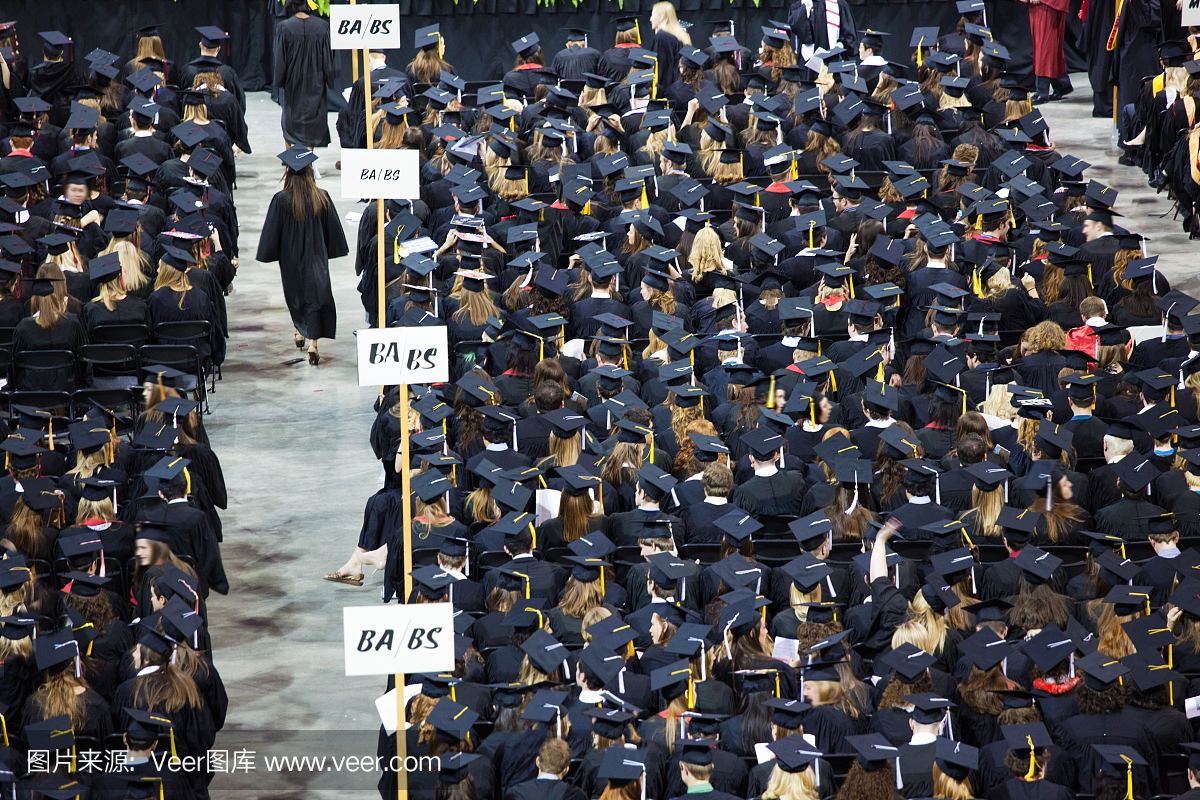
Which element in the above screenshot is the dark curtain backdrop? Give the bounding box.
[6,0,275,90]
[9,0,1085,107]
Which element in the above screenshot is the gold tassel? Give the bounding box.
[528,522,536,551]
[808,221,815,249]
[1024,736,1036,780]
[1121,755,1133,800]
[767,376,776,408]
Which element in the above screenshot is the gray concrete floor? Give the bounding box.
[1038,74,1197,293]
[206,93,385,798]
[206,81,1189,797]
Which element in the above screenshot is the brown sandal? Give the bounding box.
[323,572,363,586]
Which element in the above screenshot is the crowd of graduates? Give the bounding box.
[316,5,1200,800]
[0,17,250,800]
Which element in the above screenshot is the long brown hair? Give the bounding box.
[957,663,1007,715]
[283,165,330,221]
[559,492,597,544]
[31,263,68,329]
[29,668,89,728]
[131,644,204,713]
[557,575,604,618]
[5,499,46,558]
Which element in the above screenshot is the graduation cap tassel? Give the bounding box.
[944,710,953,740]
[1121,755,1134,800]
[1024,735,1037,780]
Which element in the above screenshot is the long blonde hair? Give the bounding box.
[154,264,193,309]
[933,765,973,800]
[99,236,150,292]
[453,289,500,327]
[652,2,692,45]
[763,764,818,800]
[688,227,726,283]
[806,680,859,718]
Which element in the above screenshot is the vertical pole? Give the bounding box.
[350,0,359,83]
[397,381,412,800]
[363,48,386,330]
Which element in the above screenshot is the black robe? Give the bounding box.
[273,14,336,147]
[255,189,349,340]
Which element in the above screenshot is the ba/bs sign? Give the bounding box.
[344,603,454,676]
[329,4,401,50]
[341,149,419,200]
[356,326,449,386]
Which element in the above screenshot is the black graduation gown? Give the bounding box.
[728,471,806,517]
[255,189,349,340]
[11,313,87,391]
[111,677,217,782]
[506,777,588,800]
[29,59,79,123]
[986,778,1073,800]
[147,286,225,365]
[21,686,113,742]
[273,14,336,147]
[82,296,150,332]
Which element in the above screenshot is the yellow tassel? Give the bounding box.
[829,372,836,394]
[1087,264,1093,287]
[184,467,192,497]
[688,677,695,707]
[169,727,177,760]
[0,714,7,746]
[768,376,776,408]
[641,182,649,208]
[1121,756,1133,800]
[917,36,925,65]
[848,276,855,299]
[774,673,781,698]
[528,523,536,551]
[394,235,401,265]
[1024,735,1037,779]
[516,570,530,598]
[48,419,53,451]
[808,221,815,249]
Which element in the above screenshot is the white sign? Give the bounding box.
[356,325,450,386]
[330,4,401,50]
[341,149,419,200]
[1185,0,1200,27]
[344,603,455,676]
